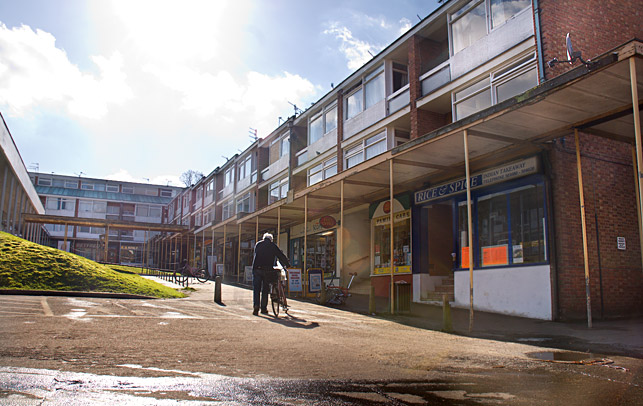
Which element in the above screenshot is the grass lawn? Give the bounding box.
[0,231,184,298]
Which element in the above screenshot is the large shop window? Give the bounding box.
[453,53,537,120]
[372,211,412,275]
[450,0,531,54]
[457,183,546,268]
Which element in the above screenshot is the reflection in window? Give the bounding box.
[510,185,545,264]
[451,1,486,54]
[496,67,537,103]
[347,88,363,119]
[491,0,530,28]
[364,73,385,109]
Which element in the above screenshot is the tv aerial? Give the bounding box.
[547,33,595,68]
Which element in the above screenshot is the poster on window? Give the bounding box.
[216,264,224,276]
[512,245,524,264]
[482,245,508,267]
[308,268,322,293]
[245,266,253,283]
[461,246,470,268]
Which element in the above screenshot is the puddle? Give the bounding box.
[527,351,597,362]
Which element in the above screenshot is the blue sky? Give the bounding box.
[0,0,440,186]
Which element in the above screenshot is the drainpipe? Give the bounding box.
[533,0,546,82]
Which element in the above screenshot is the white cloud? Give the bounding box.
[399,18,413,35]
[104,169,180,188]
[324,22,376,70]
[0,23,133,119]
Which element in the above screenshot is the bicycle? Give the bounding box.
[176,262,208,284]
[316,272,357,305]
[269,264,289,317]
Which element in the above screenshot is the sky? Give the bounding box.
[0,0,441,187]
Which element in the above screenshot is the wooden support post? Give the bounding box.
[238,223,242,283]
[304,195,308,295]
[575,129,593,328]
[223,225,227,279]
[464,129,475,333]
[389,159,395,314]
[63,223,68,252]
[277,206,281,246]
[104,226,110,262]
[340,180,344,274]
[629,57,643,273]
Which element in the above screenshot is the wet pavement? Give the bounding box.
[0,278,641,404]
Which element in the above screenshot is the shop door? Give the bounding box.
[427,202,454,276]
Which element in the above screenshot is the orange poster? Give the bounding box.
[482,245,508,266]
[461,246,469,268]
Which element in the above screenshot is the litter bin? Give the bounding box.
[395,281,411,313]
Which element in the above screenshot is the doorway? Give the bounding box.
[421,202,455,302]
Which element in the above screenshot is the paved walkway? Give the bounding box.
[214,278,643,359]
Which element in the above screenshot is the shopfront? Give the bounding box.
[290,215,338,279]
[413,156,553,319]
[369,196,412,297]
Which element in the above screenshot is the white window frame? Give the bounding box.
[122,185,134,194]
[205,180,214,196]
[160,188,173,197]
[345,64,385,120]
[224,168,233,187]
[238,156,252,180]
[81,183,94,191]
[344,131,387,169]
[78,200,93,213]
[236,192,251,214]
[222,200,235,220]
[37,178,52,186]
[449,0,531,55]
[280,132,290,158]
[106,184,120,193]
[308,156,338,186]
[64,180,78,189]
[308,102,338,145]
[452,52,537,120]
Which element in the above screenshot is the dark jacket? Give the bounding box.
[251,239,290,271]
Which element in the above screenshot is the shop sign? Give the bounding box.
[415,157,539,204]
[319,215,337,229]
[291,215,338,238]
[287,268,302,292]
[120,244,139,252]
[374,210,411,226]
[373,265,411,275]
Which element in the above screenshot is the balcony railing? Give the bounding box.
[387,84,410,115]
[420,62,451,97]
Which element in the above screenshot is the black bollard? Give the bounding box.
[214,275,222,304]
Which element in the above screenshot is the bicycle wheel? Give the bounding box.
[271,284,280,317]
[173,271,185,285]
[195,269,208,283]
[326,287,342,305]
[278,282,288,313]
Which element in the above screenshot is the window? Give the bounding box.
[149,207,162,218]
[94,183,106,192]
[79,226,91,233]
[308,157,337,186]
[183,196,189,209]
[346,64,385,120]
[194,213,202,227]
[457,183,546,268]
[107,204,120,215]
[46,198,75,211]
[37,178,52,186]
[269,181,281,204]
[78,200,93,213]
[136,204,149,217]
[453,53,537,120]
[392,63,409,93]
[236,193,251,214]
[91,227,105,235]
[450,0,531,54]
[224,168,233,187]
[205,180,214,196]
[93,202,107,213]
[309,102,338,145]
[145,188,157,196]
[238,156,252,180]
[122,186,134,194]
[345,131,387,169]
[280,134,290,158]
[106,184,120,193]
[64,180,78,189]
[196,187,203,201]
[160,188,173,197]
[81,183,94,190]
[222,200,234,220]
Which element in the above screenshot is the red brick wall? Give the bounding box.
[548,132,642,319]
[371,274,413,297]
[539,0,643,79]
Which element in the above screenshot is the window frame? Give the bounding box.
[308,156,338,186]
[345,64,385,121]
[308,101,338,145]
[344,131,387,169]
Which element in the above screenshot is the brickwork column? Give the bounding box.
[409,36,422,140]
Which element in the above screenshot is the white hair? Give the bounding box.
[263,232,273,241]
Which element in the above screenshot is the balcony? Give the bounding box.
[387,84,410,114]
[421,62,451,97]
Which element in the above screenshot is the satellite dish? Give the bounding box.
[565,33,582,65]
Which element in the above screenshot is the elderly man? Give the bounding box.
[251,232,291,315]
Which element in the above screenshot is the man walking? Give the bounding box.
[251,232,291,315]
